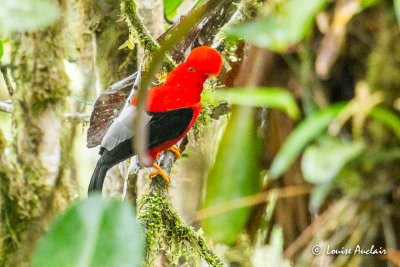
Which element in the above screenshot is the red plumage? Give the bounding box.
[88,46,222,192]
[132,46,222,161]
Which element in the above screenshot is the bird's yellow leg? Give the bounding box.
[167,145,181,159]
[148,163,171,183]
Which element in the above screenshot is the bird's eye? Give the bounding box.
[188,67,195,72]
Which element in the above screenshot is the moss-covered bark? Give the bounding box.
[138,177,225,266]
[76,0,138,91]
[75,0,140,196]
[0,1,77,265]
[120,0,176,72]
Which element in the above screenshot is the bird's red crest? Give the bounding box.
[185,46,223,77]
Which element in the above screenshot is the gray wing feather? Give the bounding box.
[101,105,151,151]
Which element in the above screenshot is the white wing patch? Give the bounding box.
[101,105,152,151]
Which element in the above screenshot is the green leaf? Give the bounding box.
[306,137,365,212]
[286,0,329,43]
[361,0,379,8]
[202,106,261,245]
[0,0,60,31]
[361,148,400,163]
[216,87,300,119]
[269,102,347,179]
[227,0,328,51]
[164,0,184,19]
[395,0,400,28]
[227,18,290,52]
[301,137,365,184]
[368,106,400,139]
[0,40,3,65]
[309,181,333,213]
[32,195,144,267]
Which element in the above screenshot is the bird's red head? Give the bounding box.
[185,46,223,77]
[144,46,223,112]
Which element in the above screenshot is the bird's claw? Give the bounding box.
[148,163,171,191]
[167,145,181,159]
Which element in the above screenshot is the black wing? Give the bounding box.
[89,107,194,193]
[147,107,194,149]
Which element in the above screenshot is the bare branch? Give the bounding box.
[63,113,90,123]
[0,67,14,97]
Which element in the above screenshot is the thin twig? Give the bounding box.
[0,67,14,96]
[191,185,312,223]
[108,72,138,93]
[63,113,90,123]
[283,197,352,259]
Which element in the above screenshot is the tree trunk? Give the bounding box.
[76,0,140,196]
[0,1,77,265]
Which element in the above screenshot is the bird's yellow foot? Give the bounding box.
[167,145,181,159]
[148,163,171,189]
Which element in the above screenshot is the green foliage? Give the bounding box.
[0,40,3,64]
[302,137,365,210]
[269,103,347,179]
[360,147,400,163]
[268,100,400,210]
[202,106,261,245]
[395,0,400,28]
[227,0,328,51]
[368,107,400,139]
[0,38,8,64]
[192,79,223,138]
[164,0,184,19]
[309,182,332,213]
[0,0,60,32]
[216,87,300,119]
[0,127,6,153]
[32,195,144,267]
[301,137,365,185]
[361,0,379,8]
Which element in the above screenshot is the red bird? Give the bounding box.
[88,46,223,192]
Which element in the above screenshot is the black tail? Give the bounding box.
[88,138,135,194]
[88,159,110,193]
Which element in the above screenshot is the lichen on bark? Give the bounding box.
[0,1,77,265]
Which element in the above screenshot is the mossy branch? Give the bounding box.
[120,0,231,265]
[120,0,176,71]
[138,177,225,266]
